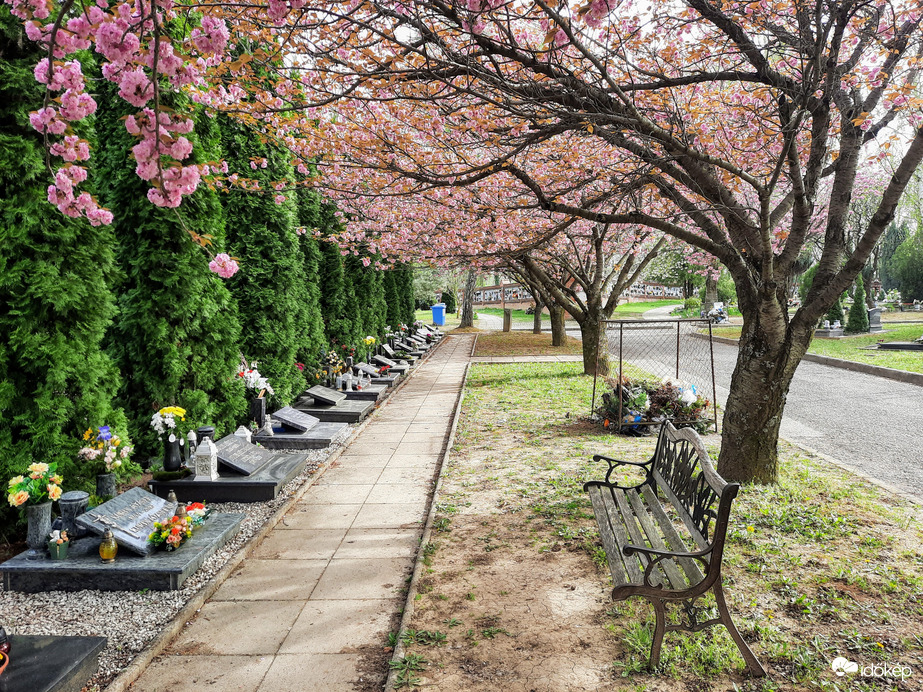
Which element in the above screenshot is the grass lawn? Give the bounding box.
[712,324,923,374]
[396,363,923,691]
[476,306,546,322]
[472,331,583,356]
[611,299,683,318]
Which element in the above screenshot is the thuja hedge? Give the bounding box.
[0,10,123,534]
[97,87,246,458]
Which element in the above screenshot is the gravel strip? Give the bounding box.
[0,438,346,691]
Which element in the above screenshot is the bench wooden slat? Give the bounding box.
[651,468,711,552]
[626,487,688,591]
[640,484,706,585]
[612,488,664,587]
[587,486,631,586]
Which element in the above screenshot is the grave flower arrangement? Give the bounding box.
[598,376,711,435]
[7,462,63,507]
[237,360,274,398]
[150,406,188,438]
[148,514,193,551]
[363,335,376,361]
[78,425,134,475]
[320,350,345,373]
[378,364,392,376]
[184,502,210,527]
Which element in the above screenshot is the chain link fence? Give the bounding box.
[592,319,719,433]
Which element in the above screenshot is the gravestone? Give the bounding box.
[272,406,320,432]
[356,363,380,377]
[306,385,347,406]
[868,307,883,333]
[215,435,275,475]
[250,397,267,428]
[372,355,397,367]
[76,487,177,556]
[381,343,397,358]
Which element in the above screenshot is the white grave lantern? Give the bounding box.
[234,425,252,443]
[194,437,219,481]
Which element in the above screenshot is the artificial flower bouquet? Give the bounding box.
[150,406,188,438]
[185,502,210,527]
[7,462,63,507]
[78,425,133,475]
[148,514,193,551]
[238,360,274,398]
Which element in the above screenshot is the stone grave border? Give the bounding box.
[104,334,445,692]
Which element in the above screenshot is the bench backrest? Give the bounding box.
[650,422,738,560]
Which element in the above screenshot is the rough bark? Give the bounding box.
[717,317,812,483]
[704,275,718,313]
[576,315,610,376]
[459,269,477,328]
[533,298,544,334]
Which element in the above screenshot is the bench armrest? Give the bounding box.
[622,543,712,560]
[592,454,651,486]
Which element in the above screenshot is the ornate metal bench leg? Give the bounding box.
[713,581,766,677]
[649,598,667,671]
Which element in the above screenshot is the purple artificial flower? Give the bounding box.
[97,425,112,442]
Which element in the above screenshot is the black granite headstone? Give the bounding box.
[381,343,397,358]
[0,634,106,692]
[250,397,267,428]
[214,435,275,475]
[306,385,347,405]
[75,487,177,556]
[271,406,319,432]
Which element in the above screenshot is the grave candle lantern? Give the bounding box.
[99,528,118,563]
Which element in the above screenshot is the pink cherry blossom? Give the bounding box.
[208,253,239,278]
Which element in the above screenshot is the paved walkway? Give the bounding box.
[131,335,474,692]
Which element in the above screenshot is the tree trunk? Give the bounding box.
[533,299,543,334]
[460,269,477,328]
[549,304,566,346]
[704,275,718,313]
[717,319,812,484]
[575,314,609,376]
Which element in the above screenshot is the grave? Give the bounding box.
[0,634,106,692]
[1,489,244,591]
[293,385,375,423]
[76,487,177,555]
[343,383,387,402]
[382,343,418,363]
[253,405,349,450]
[372,354,409,375]
[354,362,400,386]
[868,307,884,333]
[407,334,431,348]
[149,434,314,502]
[394,340,425,357]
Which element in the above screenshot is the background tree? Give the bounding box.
[889,231,923,301]
[846,275,869,333]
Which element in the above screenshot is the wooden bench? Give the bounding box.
[583,421,765,676]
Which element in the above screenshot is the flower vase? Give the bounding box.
[163,435,183,472]
[96,472,117,498]
[25,501,52,558]
[47,539,68,560]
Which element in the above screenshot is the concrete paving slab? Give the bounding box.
[278,599,398,654]
[333,528,422,559]
[364,423,411,435]
[377,466,435,485]
[281,503,363,530]
[131,654,273,692]
[167,600,304,655]
[300,483,374,504]
[211,558,326,601]
[395,439,445,456]
[365,483,432,505]
[258,653,365,692]
[252,528,346,561]
[386,454,440,469]
[311,557,411,600]
[352,502,427,529]
[315,465,385,485]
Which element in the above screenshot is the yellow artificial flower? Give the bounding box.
[50,474,63,485]
[8,490,29,507]
[47,484,62,501]
[83,428,93,441]
[8,475,24,488]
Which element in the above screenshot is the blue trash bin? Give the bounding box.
[431,303,446,326]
